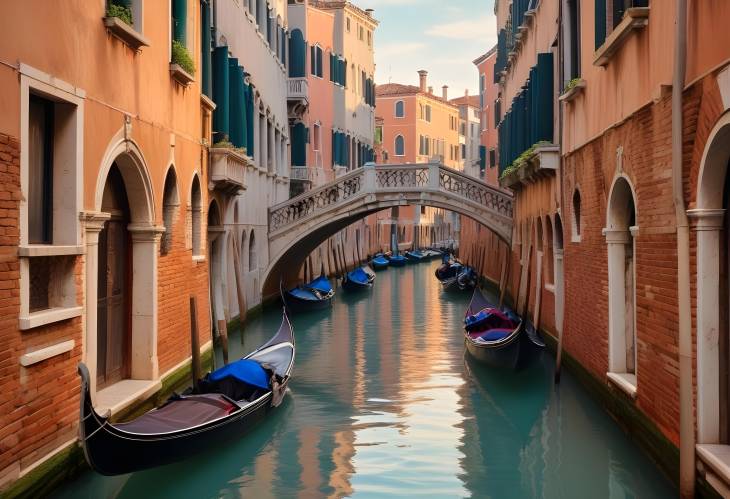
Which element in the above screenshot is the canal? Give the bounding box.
[55,260,674,498]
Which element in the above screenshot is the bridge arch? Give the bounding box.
[261,163,513,298]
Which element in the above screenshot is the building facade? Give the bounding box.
[0,0,213,492]
[461,1,730,496]
[473,46,499,186]
[374,71,461,250]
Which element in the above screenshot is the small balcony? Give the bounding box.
[209,147,250,195]
[499,143,559,190]
[287,77,309,118]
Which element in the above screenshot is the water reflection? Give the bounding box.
[54,261,674,499]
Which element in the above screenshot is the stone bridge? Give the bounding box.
[262,162,514,297]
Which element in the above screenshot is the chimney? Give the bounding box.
[465,88,469,97]
[442,85,448,100]
[365,8,374,17]
[428,86,433,94]
[418,70,428,92]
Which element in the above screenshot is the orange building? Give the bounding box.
[374,70,461,250]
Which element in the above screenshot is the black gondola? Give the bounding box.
[342,266,373,291]
[404,250,425,263]
[283,274,334,313]
[463,287,544,369]
[77,312,295,476]
[387,253,407,267]
[435,260,462,281]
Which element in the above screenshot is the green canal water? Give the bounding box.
[55,261,675,498]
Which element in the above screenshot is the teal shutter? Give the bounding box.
[212,46,230,142]
[316,48,323,78]
[172,0,187,45]
[289,30,306,77]
[200,0,212,98]
[595,0,606,49]
[244,79,254,157]
[228,59,246,149]
[310,45,316,75]
[292,123,307,166]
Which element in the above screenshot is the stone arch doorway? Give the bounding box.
[605,176,638,387]
[97,165,131,389]
[85,137,160,398]
[693,111,730,445]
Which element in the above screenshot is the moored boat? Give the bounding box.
[404,250,425,263]
[77,312,295,476]
[371,254,390,270]
[387,253,407,267]
[342,266,373,292]
[463,287,544,369]
[283,274,334,313]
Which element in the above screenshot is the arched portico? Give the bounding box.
[83,134,163,399]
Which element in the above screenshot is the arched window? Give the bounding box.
[395,100,405,118]
[241,230,248,273]
[545,216,554,284]
[161,167,179,255]
[572,188,582,241]
[249,230,257,270]
[190,175,202,257]
[394,135,405,156]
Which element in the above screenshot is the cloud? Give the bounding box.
[425,15,497,43]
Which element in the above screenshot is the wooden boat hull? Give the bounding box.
[283,291,332,313]
[342,276,372,292]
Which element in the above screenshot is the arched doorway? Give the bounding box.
[605,176,637,386]
[554,214,565,336]
[208,200,225,326]
[693,111,730,444]
[97,164,131,388]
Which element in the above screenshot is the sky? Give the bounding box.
[363,0,497,97]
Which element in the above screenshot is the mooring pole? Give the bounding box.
[189,296,201,390]
[217,319,229,365]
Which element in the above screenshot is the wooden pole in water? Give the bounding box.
[499,243,511,309]
[231,237,247,341]
[217,319,229,365]
[189,296,201,390]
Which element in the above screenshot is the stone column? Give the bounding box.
[81,211,111,398]
[603,227,631,373]
[127,223,165,380]
[554,248,565,334]
[688,208,726,443]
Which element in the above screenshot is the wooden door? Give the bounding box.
[97,166,131,389]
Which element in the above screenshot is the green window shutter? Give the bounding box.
[292,123,307,166]
[311,45,316,75]
[289,30,306,77]
[244,79,254,157]
[212,46,229,143]
[228,59,246,149]
[200,0,212,98]
[595,0,607,49]
[172,0,187,45]
[316,48,323,78]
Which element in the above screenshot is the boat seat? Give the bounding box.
[472,328,512,342]
[114,394,239,434]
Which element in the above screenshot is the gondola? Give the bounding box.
[421,249,442,260]
[404,250,425,263]
[371,254,390,271]
[463,287,544,369]
[435,259,462,281]
[77,312,295,476]
[283,274,334,313]
[342,266,373,291]
[456,267,478,290]
[387,253,407,267]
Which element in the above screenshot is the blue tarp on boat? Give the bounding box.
[347,267,370,284]
[372,256,389,265]
[209,359,270,390]
[288,287,319,300]
[307,276,333,294]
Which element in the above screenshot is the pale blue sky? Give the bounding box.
[362,0,497,96]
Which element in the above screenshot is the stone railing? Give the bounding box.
[268,162,513,233]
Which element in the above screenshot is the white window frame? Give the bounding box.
[394,135,405,157]
[18,64,85,330]
[394,100,405,119]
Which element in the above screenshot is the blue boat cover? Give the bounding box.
[307,275,333,293]
[477,329,512,342]
[389,255,406,262]
[372,256,389,265]
[209,358,270,390]
[348,267,370,284]
[288,287,319,300]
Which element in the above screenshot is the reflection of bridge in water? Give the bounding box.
[262,161,514,297]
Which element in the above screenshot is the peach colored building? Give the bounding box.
[373,71,461,250]
[473,46,499,186]
[0,0,212,494]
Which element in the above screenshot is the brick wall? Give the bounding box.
[0,133,84,488]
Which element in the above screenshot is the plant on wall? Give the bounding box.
[172,40,196,76]
[106,1,133,26]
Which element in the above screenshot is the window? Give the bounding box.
[358,25,364,41]
[572,188,582,241]
[161,167,179,255]
[190,175,202,256]
[595,0,648,49]
[394,135,405,156]
[20,68,84,330]
[375,125,383,144]
[310,45,323,78]
[425,105,431,122]
[249,230,257,270]
[367,31,372,47]
[28,96,54,244]
[489,149,496,168]
[313,123,321,151]
[565,0,581,82]
[346,17,351,31]
[461,144,467,159]
[421,206,426,215]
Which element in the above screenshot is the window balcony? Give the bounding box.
[593,7,650,67]
[209,147,250,195]
[499,143,559,190]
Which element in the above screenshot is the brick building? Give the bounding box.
[460,0,730,496]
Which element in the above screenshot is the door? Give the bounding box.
[97,165,131,389]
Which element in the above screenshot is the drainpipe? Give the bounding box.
[673,0,693,496]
